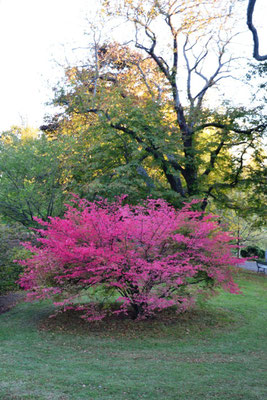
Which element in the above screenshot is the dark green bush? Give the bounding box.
[240,245,265,259]
[0,224,31,294]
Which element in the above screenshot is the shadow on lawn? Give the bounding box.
[37,303,238,339]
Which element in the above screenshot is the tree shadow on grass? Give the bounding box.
[37,304,237,340]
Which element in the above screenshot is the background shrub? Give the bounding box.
[0,224,31,294]
[240,245,265,259]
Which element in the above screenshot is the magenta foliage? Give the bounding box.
[18,196,241,320]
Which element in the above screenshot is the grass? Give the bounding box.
[0,269,266,400]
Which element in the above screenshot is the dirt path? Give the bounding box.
[0,292,25,315]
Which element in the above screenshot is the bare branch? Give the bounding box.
[194,54,224,107]
[192,34,241,108]
[183,36,193,105]
[247,0,267,61]
[164,11,179,83]
[133,19,171,81]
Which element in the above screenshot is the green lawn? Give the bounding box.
[0,270,266,400]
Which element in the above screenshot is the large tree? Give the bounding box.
[43,0,266,210]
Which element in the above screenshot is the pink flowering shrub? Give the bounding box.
[18,196,241,320]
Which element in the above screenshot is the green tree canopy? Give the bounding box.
[0,128,68,226]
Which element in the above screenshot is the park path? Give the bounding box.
[237,261,264,273]
[237,260,261,273]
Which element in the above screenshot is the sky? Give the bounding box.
[0,0,266,132]
[0,0,98,131]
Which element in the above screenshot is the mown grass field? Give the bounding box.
[0,269,266,400]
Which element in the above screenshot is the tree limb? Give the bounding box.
[247,0,267,61]
[202,139,226,177]
[194,122,266,135]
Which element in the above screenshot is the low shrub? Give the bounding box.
[18,196,241,320]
